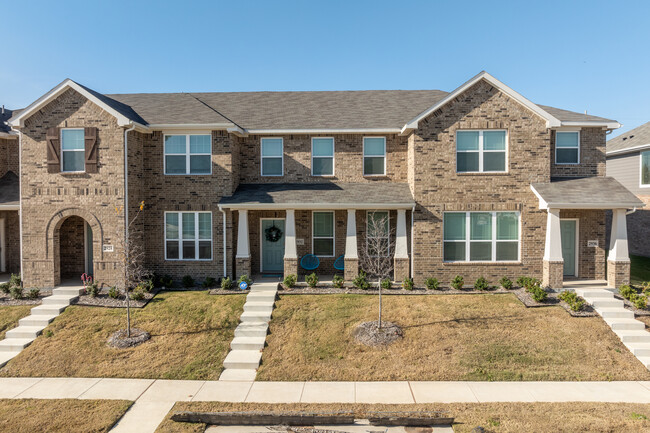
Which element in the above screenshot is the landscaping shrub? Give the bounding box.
[332,274,344,288]
[381,278,392,290]
[499,277,513,290]
[9,273,21,288]
[142,278,155,292]
[131,287,145,301]
[161,275,173,288]
[425,277,440,290]
[182,275,195,288]
[238,274,252,288]
[524,279,547,302]
[559,290,586,312]
[402,277,414,291]
[352,270,370,290]
[283,274,297,288]
[306,273,319,288]
[619,284,648,309]
[85,283,100,298]
[202,277,218,288]
[451,275,464,290]
[474,277,489,291]
[516,276,532,288]
[27,288,40,299]
[221,277,232,290]
[108,286,119,299]
[642,281,650,295]
[9,285,23,300]
[0,282,9,294]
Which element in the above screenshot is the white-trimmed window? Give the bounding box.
[363,137,386,176]
[456,130,507,173]
[261,138,283,176]
[443,211,519,262]
[367,210,390,257]
[165,212,212,260]
[61,129,85,172]
[164,134,211,175]
[312,211,334,257]
[641,150,650,187]
[312,137,334,176]
[555,131,580,164]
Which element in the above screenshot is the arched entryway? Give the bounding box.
[58,215,94,280]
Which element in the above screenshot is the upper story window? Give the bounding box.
[261,138,283,176]
[363,137,386,176]
[312,211,334,257]
[456,130,507,173]
[555,131,580,165]
[61,129,85,172]
[642,150,650,187]
[165,211,212,260]
[312,137,334,176]
[164,134,211,175]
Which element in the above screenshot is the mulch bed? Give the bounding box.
[107,327,151,348]
[73,288,160,309]
[208,288,250,295]
[0,290,52,306]
[514,288,596,317]
[352,321,403,346]
[278,284,515,295]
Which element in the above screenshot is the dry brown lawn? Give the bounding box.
[155,402,650,433]
[0,292,245,380]
[0,399,132,433]
[257,294,650,381]
[0,305,32,340]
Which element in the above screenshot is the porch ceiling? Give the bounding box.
[0,171,19,209]
[219,182,415,210]
[531,176,644,210]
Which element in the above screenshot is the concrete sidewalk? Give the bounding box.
[4,378,650,432]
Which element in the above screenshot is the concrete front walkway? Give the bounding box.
[4,378,650,432]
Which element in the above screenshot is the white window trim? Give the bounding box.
[60,128,85,173]
[443,211,521,263]
[640,150,650,188]
[363,136,387,176]
[456,129,508,173]
[366,210,391,257]
[163,133,212,175]
[312,210,335,257]
[311,137,335,177]
[555,130,581,165]
[164,211,213,261]
[261,137,284,177]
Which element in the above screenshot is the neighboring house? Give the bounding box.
[7,71,642,290]
[607,122,650,257]
[0,106,20,274]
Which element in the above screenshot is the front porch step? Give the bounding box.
[41,295,76,306]
[240,311,272,323]
[605,318,646,331]
[616,330,650,343]
[5,326,45,339]
[223,350,263,369]
[575,289,614,299]
[234,322,269,338]
[0,338,34,352]
[595,308,634,319]
[243,302,274,313]
[30,305,68,316]
[52,287,84,296]
[230,336,266,350]
[19,315,57,327]
[219,368,257,381]
[246,292,277,302]
[592,299,625,309]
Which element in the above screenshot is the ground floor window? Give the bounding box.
[165,212,212,260]
[443,211,519,262]
[312,211,334,257]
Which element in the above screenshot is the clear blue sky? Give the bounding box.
[2,0,648,137]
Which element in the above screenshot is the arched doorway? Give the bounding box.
[58,216,93,281]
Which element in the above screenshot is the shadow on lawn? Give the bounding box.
[401,314,521,330]
[149,325,236,337]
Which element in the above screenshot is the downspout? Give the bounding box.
[626,207,637,216]
[123,124,136,240]
[16,129,23,283]
[410,204,415,278]
[220,208,227,278]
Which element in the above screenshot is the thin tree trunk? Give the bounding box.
[126,293,131,337]
[378,277,382,329]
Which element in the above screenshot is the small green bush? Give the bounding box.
[402,277,414,291]
[9,285,23,300]
[0,282,10,294]
[642,281,650,295]
[499,277,513,290]
[381,278,392,290]
[142,279,155,292]
[353,270,369,290]
[9,273,21,288]
[202,277,218,288]
[619,285,648,310]
[632,294,648,310]
[474,277,489,291]
[131,287,145,301]
[85,283,100,298]
[161,275,173,288]
[619,284,635,299]
[238,274,252,288]
[516,276,533,288]
[527,281,547,302]
[221,277,232,290]
[182,275,195,288]
[27,288,40,299]
[559,290,586,312]
[424,277,440,290]
[451,275,464,290]
[283,274,297,288]
[108,286,119,299]
[306,273,319,288]
[332,274,344,288]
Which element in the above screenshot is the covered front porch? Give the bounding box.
[219,183,415,281]
[531,177,645,289]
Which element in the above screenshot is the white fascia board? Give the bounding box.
[0,205,19,210]
[530,185,549,209]
[401,71,562,133]
[560,121,621,129]
[148,123,235,130]
[606,143,650,156]
[9,79,136,128]
[219,202,416,211]
[541,202,643,210]
[246,128,401,135]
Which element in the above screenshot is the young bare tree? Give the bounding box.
[358,211,395,329]
[114,201,148,337]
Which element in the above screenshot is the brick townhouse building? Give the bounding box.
[3,71,642,289]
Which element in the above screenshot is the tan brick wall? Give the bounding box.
[0,210,20,274]
[543,260,564,289]
[608,260,630,288]
[0,137,19,177]
[551,127,606,178]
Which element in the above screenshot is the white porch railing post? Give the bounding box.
[236,209,249,258]
[543,208,563,262]
[608,208,629,262]
[394,209,408,259]
[345,209,358,259]
[285,209,297,259]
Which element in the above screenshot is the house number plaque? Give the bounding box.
[102,245,114,252]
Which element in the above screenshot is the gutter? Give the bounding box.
[16,128,23,282]
[221,209,227,278]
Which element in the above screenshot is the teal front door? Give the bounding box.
[560,220,577,277]
[261,219,285,273]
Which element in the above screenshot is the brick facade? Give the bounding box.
[0,137,19,177]
[551,127,607,178]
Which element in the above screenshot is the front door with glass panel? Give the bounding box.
[560,220,577,277]
[261,219,285,273]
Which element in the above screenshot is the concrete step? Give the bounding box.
[246,293,277,302]
[596,308,634,319]
[52,287,84,296]
[240,311,272,323]
[605,318,646,331]
[231,336,266,350]
[625,342,650,357]
[19,314,57,327]
[5,326,45,339]
[223,350,262,369]
[30,305,67,316]
[0,338,34,352]
[234,322,269,338]
[243,302,274,313]
[41,295,75,306]
[616,330,650,343]
[575,289,614,299]
[592,299,625,309]
[219,368,257,381]
[0,350,20,367]
[636,356,650,369]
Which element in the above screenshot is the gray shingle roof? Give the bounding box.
[0,171,19,206]
[219,183,415,208]
[0,107,16,134]
[531,177,643,208]
[607,121,650,153]
[537,105,616,124]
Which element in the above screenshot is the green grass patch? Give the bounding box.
[631,254,650,286]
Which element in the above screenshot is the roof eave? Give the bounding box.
[530,184,642,210]
[559,121,621,129]
[246,128,402,135]
[219,202,416,211]
[606,143,650,157]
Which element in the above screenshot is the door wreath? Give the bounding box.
[265,224,283,242]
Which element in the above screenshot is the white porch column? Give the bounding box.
[285,209,297,259]
[543,208,563,262]
[608,208,629,262]
[394,209,408,259]
[345,209,358,259]
[236,209,249,258]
